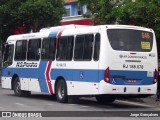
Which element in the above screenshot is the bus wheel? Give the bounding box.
[96,95,116,104]
[13,78,31,97]
[56,80,68,103]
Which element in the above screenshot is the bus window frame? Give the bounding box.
[93,33,101,61]
[27,38,41,61]
[74,34,94,61]
[3,44,14,68]
[56,36,74,61]
[14,40,27,61]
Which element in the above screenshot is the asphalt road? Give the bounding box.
[0,85,160,120]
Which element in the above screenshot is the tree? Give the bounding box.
[79,0,116,25]
[14,0,65,32]
[0,0,65,44]
[79,0,160,41]
[116,0,160,50]
[116,0,160,26]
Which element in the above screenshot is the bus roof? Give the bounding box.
[40,24,89,32]
[6,30,59,42]
[6,25,153,42]
[105,25,153,31]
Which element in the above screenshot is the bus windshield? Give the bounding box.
[107,29,153,52]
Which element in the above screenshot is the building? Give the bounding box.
[61,0,126,25]
[61,0,93,25]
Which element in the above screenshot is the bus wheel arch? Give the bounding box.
[11,74,31,96]
[55,77,68,103]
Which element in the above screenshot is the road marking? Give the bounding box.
[69,104,89,107]
[69,104,76,106]
[81,105,89,108]
[15,103,25,106]
[116,100,154,107]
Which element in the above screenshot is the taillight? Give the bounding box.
[104,67,110,83]
[153,69,158,84]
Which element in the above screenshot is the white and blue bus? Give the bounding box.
[1,25,158,103]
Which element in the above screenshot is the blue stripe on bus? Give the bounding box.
[109,70,153,85]
[50,69,100,83]
[48,31,58,38]
[2,68,101,82]
[2,66,154,93]
[38,61,49,93]
[2,61,49,93]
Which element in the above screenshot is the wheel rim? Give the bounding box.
[58,84,65,99]
[16,82,21,94]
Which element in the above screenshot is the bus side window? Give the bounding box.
[74,35,84,60]
[84,34,93,60]
[66,36,74,60]
[74,34,93,61]
[49,38,56,60]
[93,33,100,61]
[28,39,41,61]
[56,36,74,61]
[15,40,27,61]
[41,38,56,60]
[41,38,49,60]
[3,44,14,68]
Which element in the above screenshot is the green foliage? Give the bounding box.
[0,0,28,27]
[79,0,115,24]
[15,0,65,29]
[116,0,160,41]
[79,0,160,41]
[0,0,65,44]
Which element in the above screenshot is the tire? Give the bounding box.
[96,95,116,104]
[13,78,31,97]
[55,80,68,103]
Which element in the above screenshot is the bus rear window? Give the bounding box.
[107,29,153,52]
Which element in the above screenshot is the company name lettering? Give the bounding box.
[119,54,147,59]
[16,62,38,68]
